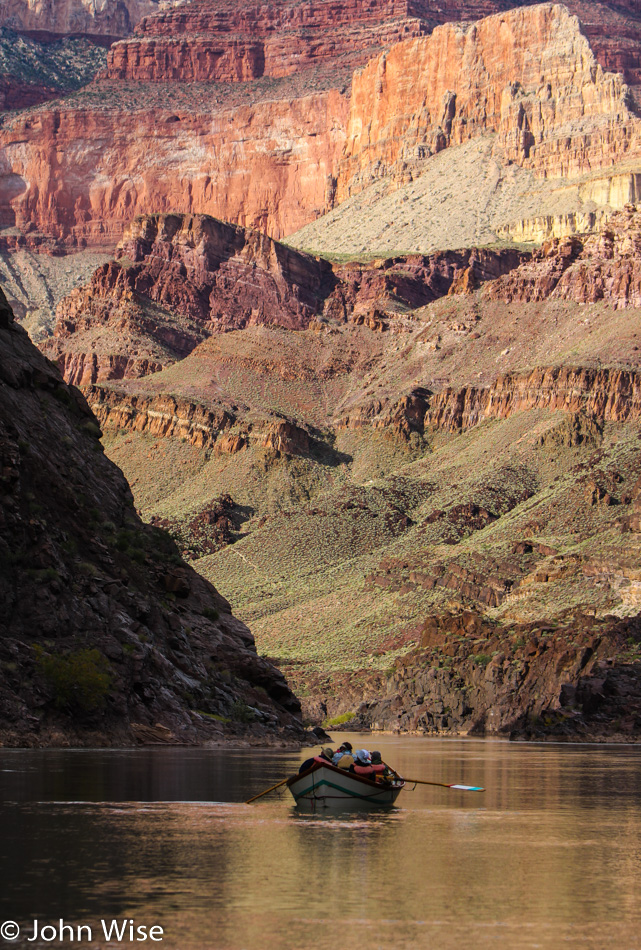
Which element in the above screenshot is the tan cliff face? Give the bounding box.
[337,3,637,201]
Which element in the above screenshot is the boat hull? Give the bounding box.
[287,763,404,809]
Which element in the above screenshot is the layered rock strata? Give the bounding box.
[44,213,524,387]
[2,2,640,245]
[488,207,641,306]
[0,284,303,746]
[425,367,641,432]
[0,88,350,243]
[337,4,637,200]
[105,0,437,82]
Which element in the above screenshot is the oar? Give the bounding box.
[245,777,289,804]
[401,777,484,791]
[384,761,484,792]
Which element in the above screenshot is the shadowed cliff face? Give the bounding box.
[0,285,303,747]
[1,1,641,246]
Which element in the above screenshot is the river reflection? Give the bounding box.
[1,737,640,950]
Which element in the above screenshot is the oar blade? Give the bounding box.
[448,784,484,791]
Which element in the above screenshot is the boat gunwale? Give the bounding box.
[286,760,405,791]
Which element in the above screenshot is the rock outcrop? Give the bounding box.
[45,213,525,388]
[356,610,641,739]
[488,206,641,307]
[43,213,340,384]
[424,367,641,432]
[0,284,303,746]
[114,213,337,329]
[328,246,525,321]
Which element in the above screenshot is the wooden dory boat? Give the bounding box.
[287,761,404,808]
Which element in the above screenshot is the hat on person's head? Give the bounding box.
[322,747,334,758]
[340,741,353,751]
[355,749,372,764]
[371,751,382,764]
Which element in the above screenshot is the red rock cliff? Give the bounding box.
[105,0,436,82]
[424,366,641,431]
[1,1,640,245]
[337,3,637,200]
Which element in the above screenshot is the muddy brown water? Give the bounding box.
[1,736,640,950]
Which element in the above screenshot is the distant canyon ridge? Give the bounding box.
[1,0,641,248]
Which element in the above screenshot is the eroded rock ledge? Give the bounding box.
[298,610,641,740]
[424,367,641,432]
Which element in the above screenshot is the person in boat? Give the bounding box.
[298,747,334,774]
[332,742,354,769]
[352,749,378,781]
[370,751,393,781]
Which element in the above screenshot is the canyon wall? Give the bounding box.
[0,283,303,746]
[105,0,436,82]
[0,89,349,244]
[337,3,638,200]
[2,2,641,246]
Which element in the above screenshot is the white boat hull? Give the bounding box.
[287,762,404,809]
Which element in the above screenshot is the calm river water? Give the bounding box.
[1,736,640,950]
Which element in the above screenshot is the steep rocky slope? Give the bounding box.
[289,142,641,259]
[1,2,640,248]
[0,28,107,111]
[37,208,641,740]
[0,284,303,746]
